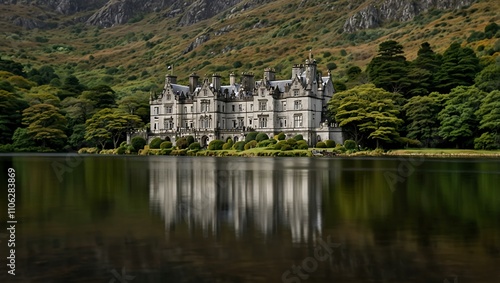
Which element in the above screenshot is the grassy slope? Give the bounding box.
[0,0,499,95]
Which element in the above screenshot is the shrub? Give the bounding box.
[286,138,297,148]
[344,139,356,150]
[245,132,258,142]
[223,138,234,149]
[160,141,173,149]
[149,137,162,149]
[281,144,292,151]
[258,139,276,147]
[293,134,303,141]
[189,142,201,150]
[130,136,146,151]
[233,141,246,151]
[244,140,257,150]
[316,141,326,148]
[274,140,287,150]
[208,139,224,150]
[186,135,195,145]
[297,143,308,149]
[325,140,336,148]
[334,144,346,153]
[159,149,173,155]
[116,146,126,155]
[176,137,189,149]
[255,133,269,142]
[275,132,286,140]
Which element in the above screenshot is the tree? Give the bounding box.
[80,85,116,110]
[22,103,67,149]
[475,90,500,149]
[438,86,484,148]
[407,42,441,96]
[85,108,143,149]
[61,97,95,124]
[60,75,86,99]
[0,90,27,144]
[435,42,481,93]
[118,93,150,123]
[328,84,403,148]
[367,40,410,95]
[475,63,500,93]
[404,95,441,147]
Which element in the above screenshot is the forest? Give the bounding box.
[1,27,499,152]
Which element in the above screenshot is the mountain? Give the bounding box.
[0,0,498,93]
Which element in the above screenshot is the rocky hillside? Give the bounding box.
[0,0,498,93]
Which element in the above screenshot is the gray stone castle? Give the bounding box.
[149,53,344,146]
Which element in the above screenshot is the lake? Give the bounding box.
[0,155,499,283]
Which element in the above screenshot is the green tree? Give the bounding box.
[85,108,143,149]
[0,90,27,144]
[435,42,481,93]
[404,95,441,147]
[407,42,441,96]
[80,85,116,110]
[328,84,403,148]
[475,63,500,93]
[22,103,67,149]
[475,90,500,149]
[438,86,484,148]
[367,40,410,95]
[61,97,95,124]
[118,93,150,123]
[60,75,86,99]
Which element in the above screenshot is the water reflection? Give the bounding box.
[149,157,324,243]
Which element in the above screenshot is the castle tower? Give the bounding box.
[189,73,199,93]
[291,64,303,79]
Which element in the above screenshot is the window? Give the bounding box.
[293,89,299,96]
[201,103,209,112]
[167,94,171,100]
[294,100,302,110]
[191,106,193,112]
[239,104,242,111]
[232,105,235,112]
[222,119,226,129]
[250,104,253,111]
[259,117,268,128]
[222,105,225,112]
[203,89,207,96]
[282,101,287,111]
[261,89,265,97]
[184,106,187,113]
[233,120,237,129]
[279,118,287,128]
[238,118,244,128]
[259,101,267,111]
[165,106,172,114]
[153,107,159,114]
[294,115,303,128]
[249,118,252,125]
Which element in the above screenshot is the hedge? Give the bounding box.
[208,139,224,150]
[149,137,162,149]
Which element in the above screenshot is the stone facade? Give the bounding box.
[149,54,344,146]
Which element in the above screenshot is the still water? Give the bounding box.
[0,155,499,283]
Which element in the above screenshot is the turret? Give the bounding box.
[264,68,275,81]
[212,73,221,90]
[189,73,199,93]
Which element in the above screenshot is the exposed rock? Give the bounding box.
[177,0,242,27]
[343,0,476,33]
[12,16,47,29]
[183,34,210,54]
[214,25,232,36]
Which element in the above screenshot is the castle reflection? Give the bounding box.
[149,157,328,243]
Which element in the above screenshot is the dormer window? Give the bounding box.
[293,89,299,96]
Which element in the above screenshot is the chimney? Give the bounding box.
[242,72,254,93]
[212,73,221,90]
[165,74,177,84]
[229,72,236,86]
[264,68,275,81]
[189,73,199,93]
[291,64,303,79]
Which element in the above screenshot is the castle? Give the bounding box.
[149,53,344,146]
